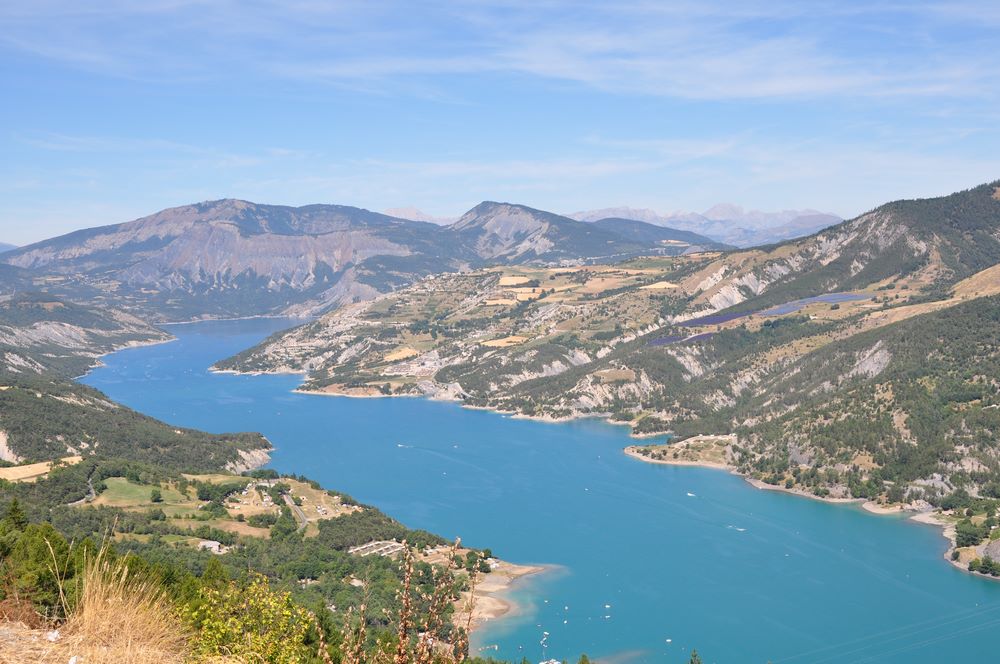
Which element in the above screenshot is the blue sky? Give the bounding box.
[2,1,999,245]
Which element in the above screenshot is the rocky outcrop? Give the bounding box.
[0,431,22,464]
[224,446,272,474]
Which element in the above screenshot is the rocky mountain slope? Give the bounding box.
[666,181,1000,318]
[220,181,1000,504]
[3,199,707,321]
[0,291,171,377]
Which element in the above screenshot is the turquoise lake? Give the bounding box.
[82,318,1000,663]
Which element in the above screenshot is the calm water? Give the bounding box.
[83,319,1000,663]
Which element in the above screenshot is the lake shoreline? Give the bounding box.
[625,443,1000,584]
[269,378,1000,587]
[623,444,861,505]
[458,561,549,636]
[204,360,1000,589]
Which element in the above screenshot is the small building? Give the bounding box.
[197,539,229,555]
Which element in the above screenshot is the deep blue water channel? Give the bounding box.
[82,318,1000,663]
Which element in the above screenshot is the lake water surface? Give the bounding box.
[83,318,1000,663]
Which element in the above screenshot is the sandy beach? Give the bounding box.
[453,560,546,634]
[861,500,909,515]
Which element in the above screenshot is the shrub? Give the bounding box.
[184,572,316,664]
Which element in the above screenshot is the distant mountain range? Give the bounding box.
[2,199,724,321]
[568,205,841,247]
[0,243,16,253]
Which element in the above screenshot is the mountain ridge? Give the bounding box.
[2,198,720,321]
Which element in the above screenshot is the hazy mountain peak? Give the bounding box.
[569,206,665,225]
[383,207,457,224]
[569,203,841,247]
[702,203,746,220]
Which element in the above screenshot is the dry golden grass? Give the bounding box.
[953,262,1000,299]
[480,335,527,348]
[181,473,238,485]
[384,346,419,362]
[628,435,735,469]
[851,452,878,471]
[0,456,82,483]
[595,368,636,383]
[496,275,531,286]
[639,280,679,290]
[0,546,190,664]
[575,276,630,294]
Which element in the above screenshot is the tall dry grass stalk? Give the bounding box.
[393,543,415,664]
[0,541,191,664]
[341,538,478,664]
[63,545,190,663]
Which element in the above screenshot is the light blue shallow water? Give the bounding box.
[82,319,1000,664]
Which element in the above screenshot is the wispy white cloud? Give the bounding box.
[2,0,999,245]
[2,0,997,100]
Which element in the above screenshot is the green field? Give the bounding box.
[97,477,188,507]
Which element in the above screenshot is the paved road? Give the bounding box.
[282,493,308,531]
[68,474,97,507]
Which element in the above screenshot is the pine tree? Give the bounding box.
[3,498,28,530]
